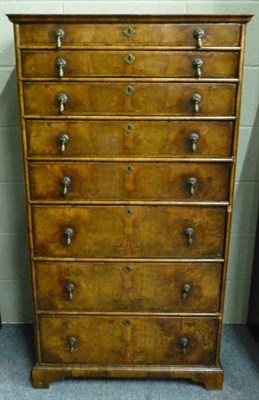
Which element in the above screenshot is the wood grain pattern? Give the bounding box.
[8,13,252,390]
[32,205,226,258]
[39,315,218,365]
[29,162,230,201]
[22,50,239,78]
[26,120,234,158]
[23,82,236,116]
[19,23,241,47]
[30,363,223,390]
[35,262,222,312]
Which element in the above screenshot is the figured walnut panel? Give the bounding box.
[29,162,230,201]
[40,315,218,365]
[32,205,226,258]
[22,50,239,78]
[23,82,236,116]
[35,262,222,313]
[19,23,240,47]
[26,120,234,158]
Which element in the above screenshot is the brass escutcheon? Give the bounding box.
[125,165,134,174]
[124,123,135,133]
[125,208,133,217]
[123,26,135,38]
[124,85,135,96]
[124,53,136,64]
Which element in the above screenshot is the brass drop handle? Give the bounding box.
[181,283,192,300]
[185,227,194,245]
[54,28,65,49]
[189,132,199,152]
[66,282,75,300]
[61,176,72,196]
[192,93,202,113]
[192,58,203,78]
[179,337,189,354]
[59,133,69,153]
[56,57,67,78]
[67,336,76,353]
[57,93,68,114]
[64,227,74,246]
[193,28,204,48]
[187,177,197,196]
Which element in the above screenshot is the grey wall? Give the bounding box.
[0,0,258,323]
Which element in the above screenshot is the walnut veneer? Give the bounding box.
[8,14,252,390]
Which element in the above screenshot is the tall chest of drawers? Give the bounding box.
[8,14,252,390]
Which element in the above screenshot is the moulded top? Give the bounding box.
[7,14,253,24]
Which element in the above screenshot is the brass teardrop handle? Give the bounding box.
[181,283,192,300]
[179,337,189,354]
[192,58,203,78]
[56,57,67,77]
[184,227,194,245]
[66,282,75,300]
[67,336,76,353]
[61,176,71,196]
[59,133,69,153]
[192,93,202,113]
[64,227,74,246]
[189,132,199,152]
[54,28,65,49]
[187,177,197,196]
[193,28,204,48]
[57,93,68,114]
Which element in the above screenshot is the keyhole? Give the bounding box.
[125,208,133,217]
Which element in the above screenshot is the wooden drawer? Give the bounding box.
[23,82,236,116]
[20,23,240,47]
[26,120,233,158]
[22,50,239,78]
[29,162,230,202]
[39,315,218,365]
[35,262,222,313]
[32,205,226,258]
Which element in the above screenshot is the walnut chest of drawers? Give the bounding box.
[8,14,252,390]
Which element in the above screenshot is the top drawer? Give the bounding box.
[19,23,241,48]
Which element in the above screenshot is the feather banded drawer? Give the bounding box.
[8,14,252,390]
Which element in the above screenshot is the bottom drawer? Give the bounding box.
[40,316,218,365]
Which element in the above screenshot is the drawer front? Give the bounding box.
[20,23,240,47]
[32,206,226,258]
[23,82,236,116]
[26,120,233,158]
[22,50,238,78]
[29,162,230,201]
[40,315,218,365]
[35,262,222,313]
